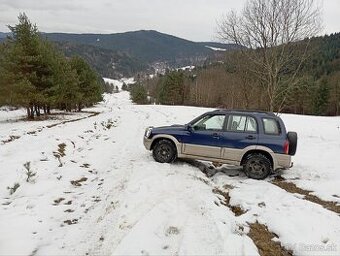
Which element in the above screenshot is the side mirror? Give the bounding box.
[185,124,193,132]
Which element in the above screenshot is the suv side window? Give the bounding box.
[227,115,257,133]
[263,118,281,135]
[193,114,225,131]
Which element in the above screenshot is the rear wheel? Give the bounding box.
[152,139,177,163]
[244,154,272,180]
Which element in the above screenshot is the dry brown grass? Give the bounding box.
[272,176,340,214]
[248,222,293,256]
[212,187,246,216]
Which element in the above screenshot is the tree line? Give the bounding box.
[139,36,340,116]
[134,32,340,116]
[0,14,104,119]
[134,0,339,116]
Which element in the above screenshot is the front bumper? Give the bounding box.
[143,137,152,150]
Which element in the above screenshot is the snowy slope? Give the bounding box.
[205,46,227,51]
[280,114,340,201]
[1,88,340,255]
[103,77,135,90]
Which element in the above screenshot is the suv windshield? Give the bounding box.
[193,114,225,130]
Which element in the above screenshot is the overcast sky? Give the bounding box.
[0,0,339,41]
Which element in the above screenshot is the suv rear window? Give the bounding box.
[263,118,281,135]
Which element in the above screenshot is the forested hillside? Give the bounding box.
[44,30,214,64]
[143,33,340,116]
[53,41,150,79]
[285,33,340,115]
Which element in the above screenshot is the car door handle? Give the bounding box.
[246,135,256,140]
[212,133,220,139]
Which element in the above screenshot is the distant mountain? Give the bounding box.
[0,30,238,78]
[43,30,218,64]
[0,32,9,40]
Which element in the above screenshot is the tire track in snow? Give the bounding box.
[187,160,340,215]
[80,106,160,255]
[185,161,340,255]
[82,105,254,256]
[1,111,100,145]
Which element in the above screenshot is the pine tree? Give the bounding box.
[121,83,128,91]
[157,71,184,105]
[0,13,56,118]
[130,83,148,104]
[313,77,330,115]
[69,56,103,111]
[114,85,119,93]
[52,56,80,112]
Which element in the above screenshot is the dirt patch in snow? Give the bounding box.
[71,177,88,187]
[53,198,65,205]
[1,111,100,145]
[46,111,100,128]
[80,163,91,168]
[57,143,66,157]
[212,187,246,216]
[1,135,21,144]
[272,176,340,214]
[64,219,78,225]
[248,222,293,256]
[165,226,180,236]
[53,143,67,167]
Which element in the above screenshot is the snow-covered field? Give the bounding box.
[1,86,340,255]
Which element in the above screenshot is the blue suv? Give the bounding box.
[143,110,297,179]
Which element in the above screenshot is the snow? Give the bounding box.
[103,77,135,90]
[1,89,340,255]
[177,65,195,71]
[205,46,227,51]
[279,114,340,202]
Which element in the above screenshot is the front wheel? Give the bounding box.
[152,139,177,163]
[244,154,272,180]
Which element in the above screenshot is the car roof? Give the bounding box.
[209,109,277,117]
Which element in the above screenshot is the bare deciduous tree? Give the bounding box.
[217,0,322,111]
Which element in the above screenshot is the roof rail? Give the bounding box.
[212,108,276,116]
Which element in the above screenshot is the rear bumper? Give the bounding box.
[274,153,292,170]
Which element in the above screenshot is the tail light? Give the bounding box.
[283,140,289,154]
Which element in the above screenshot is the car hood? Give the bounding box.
[151,124,187,133]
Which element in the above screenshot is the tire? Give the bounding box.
[243,154,272,180]
[152,139,177,163]
[287,132,297,156]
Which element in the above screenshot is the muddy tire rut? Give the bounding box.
[187,161,332,256]
[272,176,340,215]
[248,222,293,256]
